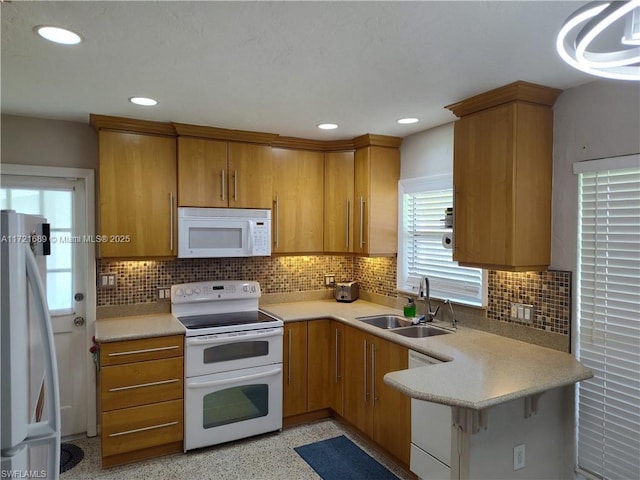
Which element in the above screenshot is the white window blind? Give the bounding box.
[398,175,484,306]
[575,156,640,480]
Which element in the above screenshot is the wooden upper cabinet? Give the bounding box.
[324,151,355,253]
[447,81,561,271]
[271,148,324,253]
[177,137,227,207]
[228,143,273,209]
[353,145,400,256]
[177,138,272,209]
[98,130,177,258]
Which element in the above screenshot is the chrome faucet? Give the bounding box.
[443,299,458,330]
[418,277,439,322]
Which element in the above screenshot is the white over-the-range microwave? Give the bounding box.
[177,207,271,258]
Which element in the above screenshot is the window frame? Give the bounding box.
[397,174,486,307]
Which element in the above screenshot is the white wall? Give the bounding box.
[551,80,640,271]
[1,114,97,170]
[400,122,453,179]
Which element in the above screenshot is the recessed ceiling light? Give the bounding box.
[317,123,338,130]
[35,26,82,45]
[129,97,158,107]
[397,117,419,124]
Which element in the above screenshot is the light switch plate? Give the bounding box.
[99,273,116,289]
[510,302,534,324]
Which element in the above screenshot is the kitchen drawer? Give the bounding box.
[101,357,183,411]
[100,335,184,366]
[101,399,183,457]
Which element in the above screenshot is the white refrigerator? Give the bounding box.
[1,210,61,479]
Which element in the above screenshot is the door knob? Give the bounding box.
[74,316,85,327]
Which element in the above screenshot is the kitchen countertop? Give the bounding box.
[94,313,185,342]
[260,299,593,411]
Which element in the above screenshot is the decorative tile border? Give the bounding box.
[487,270,571,335]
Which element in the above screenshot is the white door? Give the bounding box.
[1,174,89,436]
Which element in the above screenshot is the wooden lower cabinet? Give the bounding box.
[307,320,345,414]
[283,321,308,417]
[99,335,184,468]
[282,320,410,466]
[343,325,411,465]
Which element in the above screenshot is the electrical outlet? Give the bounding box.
[99,273,116,289]
[157,287,171,302]
[513,444,525,470]
[324,274,335,287]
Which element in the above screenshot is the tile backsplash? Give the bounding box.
[487,270,571,335]
[97,256,354,306]
[97,256,571,338]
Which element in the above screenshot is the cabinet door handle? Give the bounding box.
[169,193,175,252]
[334,328,340,383]
[108,345,180,357]
[371,343,376,407]
[346,199,350,250]
[287,328,292,385]
[109,378,180,392]
[274,195,280,248]
[359,196,365,248]
[233,170,238,202]
[363,339,368,403]
[221,169,226,201]
[109,421,178,438]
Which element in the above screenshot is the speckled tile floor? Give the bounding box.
[61,419,412,480]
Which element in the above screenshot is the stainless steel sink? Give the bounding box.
[356,315,413,329]
[392,325,452,338]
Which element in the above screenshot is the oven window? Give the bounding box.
[203,385,269,428]
[203,341,269,364]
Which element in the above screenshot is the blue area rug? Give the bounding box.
[294,435,400,480]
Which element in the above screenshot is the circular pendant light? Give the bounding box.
[556,0,640,81]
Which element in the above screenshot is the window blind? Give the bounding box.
[398,176,483,306]
[576,160,640,480]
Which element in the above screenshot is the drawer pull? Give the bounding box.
[108,378,180,392]
[108,345,180,357]
[109,421,179,438]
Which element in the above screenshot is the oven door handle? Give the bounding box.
[186,329,283,346]
[186,367,282,389]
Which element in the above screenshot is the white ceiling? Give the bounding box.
[1,1,594,140]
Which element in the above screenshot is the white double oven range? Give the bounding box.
[171,280,283,451]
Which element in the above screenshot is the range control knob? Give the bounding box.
[185,287,193,296]
[243,285,248,292]
[194,287,201,295]
[175,288,184,297]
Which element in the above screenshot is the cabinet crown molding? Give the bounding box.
[173,122,279,145]
[352,134,403,149]
[90,114,402,152]
[445,80,563,118]
[90,114,176,136]
[271,136,355,152]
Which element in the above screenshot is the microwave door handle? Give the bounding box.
[248,222,254,253]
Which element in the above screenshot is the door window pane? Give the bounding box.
[46,272,72,311]
[43,190,72,229]
[203,385,269,429]
[1,187,74,312]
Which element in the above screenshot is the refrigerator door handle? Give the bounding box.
[24,244,60,475]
